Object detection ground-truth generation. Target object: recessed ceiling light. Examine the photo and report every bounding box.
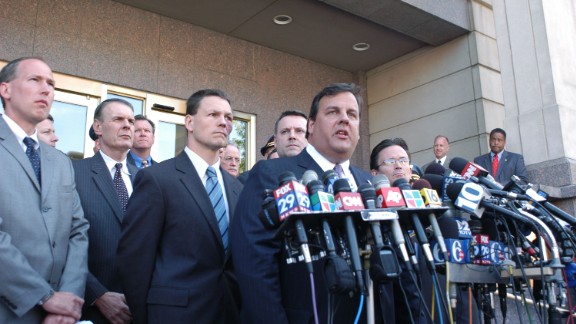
[352,42,370,51]
[273,14,293,25]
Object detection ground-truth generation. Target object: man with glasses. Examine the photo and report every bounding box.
[220,143,241,177]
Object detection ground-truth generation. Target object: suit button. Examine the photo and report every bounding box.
[52,241,56,248]
[42,207,50,213]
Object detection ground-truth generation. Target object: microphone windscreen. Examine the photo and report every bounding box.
[301,170,319,186]
[437,216,460,239]
[372,174,390,189]
[333,178,352,194]
[278,171,297,185]
[425,162,446,176]
[391,177,410,190]
[448,157,469,174]
[306,180,324,195]
[445,182,465,202]
[358,183,376,201]
[421,174,444,193]
[322,169,338,185]
[412,179,432,190]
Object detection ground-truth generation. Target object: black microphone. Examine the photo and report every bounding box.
[358,183,384,248]
[322,169,339,194]
[449,157,503,190]
[392,178,436,271]
[276,171,314,273]
[424,162,447,176]
[333,179,366,294]
[257,189,281,229]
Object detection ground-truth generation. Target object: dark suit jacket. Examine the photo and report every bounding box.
[473,150,528,186]
[230,150,376,324]
[72,152,139,322]
[422,157,452,173]
[117,152,243,324]
[126,151,156,169]
[0,116,89,323]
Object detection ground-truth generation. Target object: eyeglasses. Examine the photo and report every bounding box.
[378,158,410,167]
[223,156,240,163]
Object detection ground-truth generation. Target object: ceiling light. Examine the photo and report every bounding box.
[273,14,293,25]
[352,42,370,51]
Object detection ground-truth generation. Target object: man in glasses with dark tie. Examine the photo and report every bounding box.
[0,57,88,323]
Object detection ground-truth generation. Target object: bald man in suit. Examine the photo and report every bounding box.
[0,57,88,323]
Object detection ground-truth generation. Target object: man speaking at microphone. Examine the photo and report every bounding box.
[231,83,385,323]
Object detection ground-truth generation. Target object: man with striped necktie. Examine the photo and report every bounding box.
[117,89,243,324]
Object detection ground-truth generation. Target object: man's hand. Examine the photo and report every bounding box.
[94,292,132,324]
[41,292,83,321]
[42,314,78,324]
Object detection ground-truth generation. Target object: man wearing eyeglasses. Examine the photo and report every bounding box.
[370,139,412,182]
[220,143,241,177]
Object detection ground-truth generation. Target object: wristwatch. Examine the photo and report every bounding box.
[38,290,54,306]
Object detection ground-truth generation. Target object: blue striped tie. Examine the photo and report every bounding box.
[23,137,41,185]
[205,166,228,251]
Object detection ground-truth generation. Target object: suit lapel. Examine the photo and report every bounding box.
[0,117,41,192]
[175,153,224,253]
[91,152,125,223]
[39,143,55,205]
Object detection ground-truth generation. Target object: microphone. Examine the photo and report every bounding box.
[307,180,337,212]
[424,162,447,176]
[392,178,435,270]
[373,175,414,271]
[257,189,281,229]
[332,178,366,294]
[274,171,312,221]
[445,181,489,218]
[274,171,313,273]
[301,169,319,186]
[413,179,450,262]
[358,183,384,247]
[333,179,365,211]
[449,157,503,190]
[322,169,339,194]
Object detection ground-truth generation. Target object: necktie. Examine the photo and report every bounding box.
[23,137,41,185]
[205,166,228,251]
[141,160,149,168]
[113,163,129,211]
[334,163,345,179]
[437,160,441,164]
[492,154,499,178]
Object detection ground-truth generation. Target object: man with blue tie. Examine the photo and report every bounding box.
[127,114,156,169]
[117,89,243,323]
[0,57,88,323]
[73,98,138,323]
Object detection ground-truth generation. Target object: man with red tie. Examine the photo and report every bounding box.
[473,128,528,186]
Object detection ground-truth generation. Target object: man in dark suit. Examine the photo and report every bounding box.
[231,83,390,323]
[117,89,243,323]
[127,114,156,168]
[473,128,528,186]
[0,57,88,323]
[73,98,137,323]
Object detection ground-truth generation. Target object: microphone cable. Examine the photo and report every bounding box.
[309,273,320,324]
[353,294,364,324]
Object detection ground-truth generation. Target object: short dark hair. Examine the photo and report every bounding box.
[134,114,155,133]
[370,139,404,170]
[308,83,362,130]
[274,110,307,134]
[186,89,230,116]
[46,114,54,122]
[0,57,49,107]
[89,125,98,141]
[94,98,134,121]
[490,128,506,139]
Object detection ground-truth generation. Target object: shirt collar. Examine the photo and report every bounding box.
[100,150,130,176]
[184,146,222,183]
[2,114,40,151]
[129,150,151,168]
[305,144,350,173]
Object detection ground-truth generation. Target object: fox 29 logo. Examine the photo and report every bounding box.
[275,182,311,220]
